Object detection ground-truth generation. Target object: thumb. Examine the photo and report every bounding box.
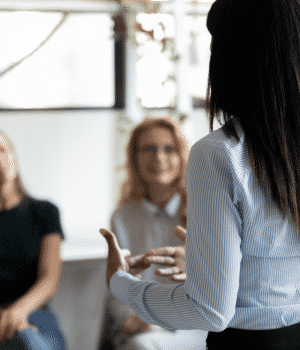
[100,228,122,252]
[174,225,186,242]
[100,228,128,286]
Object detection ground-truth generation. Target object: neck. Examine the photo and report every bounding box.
[0,181,22,211]
[147,183,177,208]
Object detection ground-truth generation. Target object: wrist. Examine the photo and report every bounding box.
[8,300,31,319]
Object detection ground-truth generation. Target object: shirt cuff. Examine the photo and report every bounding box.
[110,270,141,306]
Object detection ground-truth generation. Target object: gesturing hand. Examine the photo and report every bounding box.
[100,228,131,287]
[143,246,186,282]
[125,254,151,276]
[142,225,187,282]
[0,306,38,341]
[100,225,187,285]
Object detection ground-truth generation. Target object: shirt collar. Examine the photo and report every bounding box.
[141,193,181,218]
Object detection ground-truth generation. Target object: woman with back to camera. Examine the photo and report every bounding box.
[99,117,208,350]
[0,130,66,349]
[100,0,300,349]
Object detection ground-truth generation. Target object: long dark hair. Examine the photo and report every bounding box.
[206,0,300,233]
[119,117,189,227]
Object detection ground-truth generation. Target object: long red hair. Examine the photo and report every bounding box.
[118,117,189,227]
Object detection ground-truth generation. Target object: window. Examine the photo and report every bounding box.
[136,13,176,108]
[185,14,211,107]
[136,0,213,110]
[0,11,114,109]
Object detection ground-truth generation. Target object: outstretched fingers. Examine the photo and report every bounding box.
[155,266,181,276]
[144,246,176,257]
[170,273,186,282]
[143,255,176,266]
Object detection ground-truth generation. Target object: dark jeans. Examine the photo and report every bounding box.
[207,322,300,350]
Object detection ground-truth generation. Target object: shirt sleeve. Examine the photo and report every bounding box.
[38,201,64,240]
[110,137,243,332]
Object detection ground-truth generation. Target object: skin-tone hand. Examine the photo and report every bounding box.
[143,225,187,282]
[100,226,187,286]
[125,254,151,276]
[0,306,38,342]
[100,228,154,286]
[100,229,130,287]
[143,246,186,282]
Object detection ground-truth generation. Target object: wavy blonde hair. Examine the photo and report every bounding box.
[119,116,190,227]
[0,130,30,209]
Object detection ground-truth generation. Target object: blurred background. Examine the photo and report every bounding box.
[0,0,219,349]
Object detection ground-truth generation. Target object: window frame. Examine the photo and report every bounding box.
[0,0,212,113]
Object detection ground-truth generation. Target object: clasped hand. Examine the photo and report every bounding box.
[0,306,38,342]
[100,225,187,287]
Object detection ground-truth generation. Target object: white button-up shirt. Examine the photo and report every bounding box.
[111,193,184,285]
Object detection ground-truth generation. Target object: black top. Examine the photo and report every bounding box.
[0,196,64,305]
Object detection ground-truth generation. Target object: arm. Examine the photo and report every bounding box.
[102,139,243,332]
[0,234,62,340]
[13,233,62,314]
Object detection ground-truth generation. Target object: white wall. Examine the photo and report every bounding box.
[0,109,114,243]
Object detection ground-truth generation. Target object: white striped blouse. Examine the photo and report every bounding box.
[110,118,300,332]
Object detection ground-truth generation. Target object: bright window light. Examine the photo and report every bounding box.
[136,13,175,108]
[185,15,211,100]
[0,11,114,109]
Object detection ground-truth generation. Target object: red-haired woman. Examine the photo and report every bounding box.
[0,130,65,349]
[99,117,207,350]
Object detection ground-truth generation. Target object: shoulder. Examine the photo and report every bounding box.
[192,125,242,155]
[27,197,60,216]
[189,124,249,171]
[25,198,62,226]
[27,198,64,238]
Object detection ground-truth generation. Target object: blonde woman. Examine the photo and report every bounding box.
[0,131,65,349]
